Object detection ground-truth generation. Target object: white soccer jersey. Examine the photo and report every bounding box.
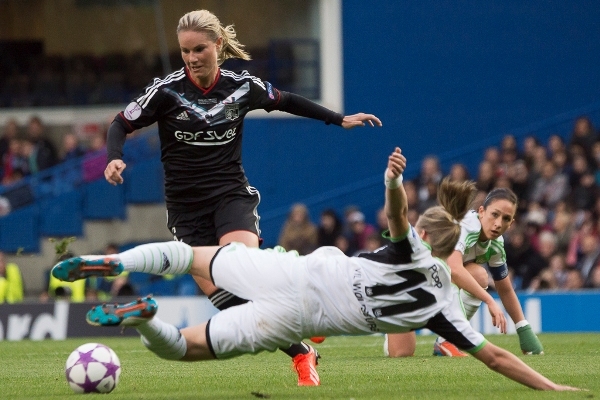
[208,234,486,359]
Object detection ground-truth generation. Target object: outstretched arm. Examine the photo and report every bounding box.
[275,91,382,128]
[471,342,578,391]
[384,147,408,238]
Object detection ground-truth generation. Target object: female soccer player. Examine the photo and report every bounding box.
[384,187,544,357]
[53,148,575,391]
[103,9,381,384]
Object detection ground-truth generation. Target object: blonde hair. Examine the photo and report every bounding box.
[177,10,251,65]
[416,178,477,258]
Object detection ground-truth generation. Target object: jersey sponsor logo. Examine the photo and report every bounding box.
[174,127,238,145]
[225,103,239,120]
[176,111,190,120]
[124,102,142,120]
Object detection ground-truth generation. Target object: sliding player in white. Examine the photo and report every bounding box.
[53,147,571,391]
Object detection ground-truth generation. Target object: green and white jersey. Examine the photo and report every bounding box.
[456,210,508,279]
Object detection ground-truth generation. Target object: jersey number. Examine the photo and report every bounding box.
[365,270,436,317]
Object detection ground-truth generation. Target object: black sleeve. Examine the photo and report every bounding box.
[106,118,130,164]
[273,91,344,126]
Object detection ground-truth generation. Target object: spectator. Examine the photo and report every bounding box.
[407,209,420,227]
[568,154,590,188]
[355,231,384,255]
[88,133,107,153]
[1,137,28,185]
[483,146,501,171]
[523,207,547,252]
[475,160,495,192]
[417,178,439,214]
[0,251,24,303]
[334,234,351,255]
[61,132,86,161]
[547,134,567,157]
[26,116,58,171]
[587,264,600,289]
[573,234,600,286]
[548,253,569,289]
[278,203,318,255]
[530,145,549,179]
[507,160,532,214]
[402,180,420,212]
[529,161,569,209]
[504,226,544,290]
[566,216,595,267]
[447,163,470,182]
[500,134,519,156]
[551,209,575,254]
[569,116,597,164]
[0,118,20,165]
[342,205,361,237]
[529,268,558,291]
[413,155,442,204]
[551,149,570,176]
[345,210,376,256]
[498,147,518,178]
[522,135,541,171]
[521,230,557,290]
[316,208,343,248]
[563,269,584,290]
[569,171,597,212]
[592,141,600,186]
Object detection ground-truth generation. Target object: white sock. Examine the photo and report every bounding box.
[137,317,187,360]
[460,289,483,321]
[114,241,193,275]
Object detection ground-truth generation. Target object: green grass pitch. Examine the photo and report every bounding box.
[0,333,597,399]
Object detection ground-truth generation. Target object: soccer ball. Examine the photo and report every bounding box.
[65,343,121,393]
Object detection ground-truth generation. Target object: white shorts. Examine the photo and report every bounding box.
[207,243,368,359]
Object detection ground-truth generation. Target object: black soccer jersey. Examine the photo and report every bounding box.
[113,67,289,210]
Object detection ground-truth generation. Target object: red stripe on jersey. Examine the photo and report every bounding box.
[185,67,221,95]
[118,112,136,131]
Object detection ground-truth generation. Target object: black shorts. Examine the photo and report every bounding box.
[166,186,261,246]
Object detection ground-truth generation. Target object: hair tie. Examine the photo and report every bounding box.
[453,218,459,225]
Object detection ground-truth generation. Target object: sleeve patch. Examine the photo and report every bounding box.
[123,102,142,120]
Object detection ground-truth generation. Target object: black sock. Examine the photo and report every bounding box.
[208,289,309,358]
[281,342,310,358]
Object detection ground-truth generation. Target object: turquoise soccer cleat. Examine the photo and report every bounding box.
[86,296,158,327]
[52,256,124,282]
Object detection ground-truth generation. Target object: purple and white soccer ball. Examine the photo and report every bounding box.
[65,343,121,394]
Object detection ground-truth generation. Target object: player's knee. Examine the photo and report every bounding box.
[465,263,488,288]
[384,333,415,358]
[387,347,415,358]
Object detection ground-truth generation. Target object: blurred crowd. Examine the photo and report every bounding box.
[1,115,600,303]
[276,115,600,293]
[0,116,108,186]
